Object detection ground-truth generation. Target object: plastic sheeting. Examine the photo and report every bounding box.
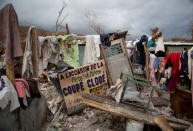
[57,35,80,67]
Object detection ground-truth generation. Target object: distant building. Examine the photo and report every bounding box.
[164,42,193,53]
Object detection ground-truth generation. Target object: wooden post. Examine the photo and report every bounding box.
[66,23,70,34]
[31,28,39,78]
[143,42,150,80]
[143,41,153,110]
[6,59,14,85]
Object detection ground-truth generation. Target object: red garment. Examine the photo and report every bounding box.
[164,53,181,92]
[15,82,25,98]
[164,53,181,75]
[167,72,180,92]
[15,79,30,98]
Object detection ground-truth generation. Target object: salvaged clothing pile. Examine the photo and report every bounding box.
[0,75,41,111]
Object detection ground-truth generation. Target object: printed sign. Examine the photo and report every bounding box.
[58,60,108,113]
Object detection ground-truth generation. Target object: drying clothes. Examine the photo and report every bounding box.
[180,51,188,74]
[191,50,193,59]
[164,53,181,92]
[0,79,10,110]
[136,43,145,70]
[57,35,79,67]
[15,79,30,98]
[15,82,25,98]
[148,47,155,52]
[18,97,28,109]
[159,57,165,73]
[94,35,101,57]
[1,76,20,112]
[27,78,41,98]
[22,26,41,78]
[192,66,193,107]
[0,4,23,63]
[149,54,156,86]
[155,36,165,54]
[165,60,173,69]
[164,53,181,76]
[83,35,100,65]
[165,67,172,79]
[167,72,180,92]
[188,47,193,79]
[165,60,173,78]
[155,50,166,57]
[19,82,30,97]
[180,75,191,90]
[0,78,5,90]
[154,57,161,67]
[136,35,148,69]
[148,39,155,47]
[39,36,63,72]
[15,79,30,92]
[100,33,113,47]
[139,35,148,43]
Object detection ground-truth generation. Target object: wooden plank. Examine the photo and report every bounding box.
[31,28,39,78]
[154,115,173,131]
[82,94,155,124]
[81,93,191,130]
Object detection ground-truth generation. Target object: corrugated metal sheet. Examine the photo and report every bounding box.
[164,42,193,46]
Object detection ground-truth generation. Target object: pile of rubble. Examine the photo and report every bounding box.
[50,107,126,131]
[40,82,63,114]
[39,82,126,131]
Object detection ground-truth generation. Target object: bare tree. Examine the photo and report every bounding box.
[84,10,104,35]
[56,0,68,34]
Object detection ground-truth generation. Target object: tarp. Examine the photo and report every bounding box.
[57,35,80,67]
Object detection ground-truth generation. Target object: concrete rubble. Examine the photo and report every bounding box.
[40,82,126,131]
[49,107,126,131]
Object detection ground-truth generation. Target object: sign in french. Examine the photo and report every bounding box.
[58,60,107,113]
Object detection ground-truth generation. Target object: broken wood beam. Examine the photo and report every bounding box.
[81,93,191,130]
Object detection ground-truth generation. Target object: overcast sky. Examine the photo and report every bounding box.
[1,0,193,39]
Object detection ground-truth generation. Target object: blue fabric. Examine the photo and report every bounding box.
[0,78,5,91]
[148,40,155,47]
[60,67,69,73]
[154,57,161,67]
